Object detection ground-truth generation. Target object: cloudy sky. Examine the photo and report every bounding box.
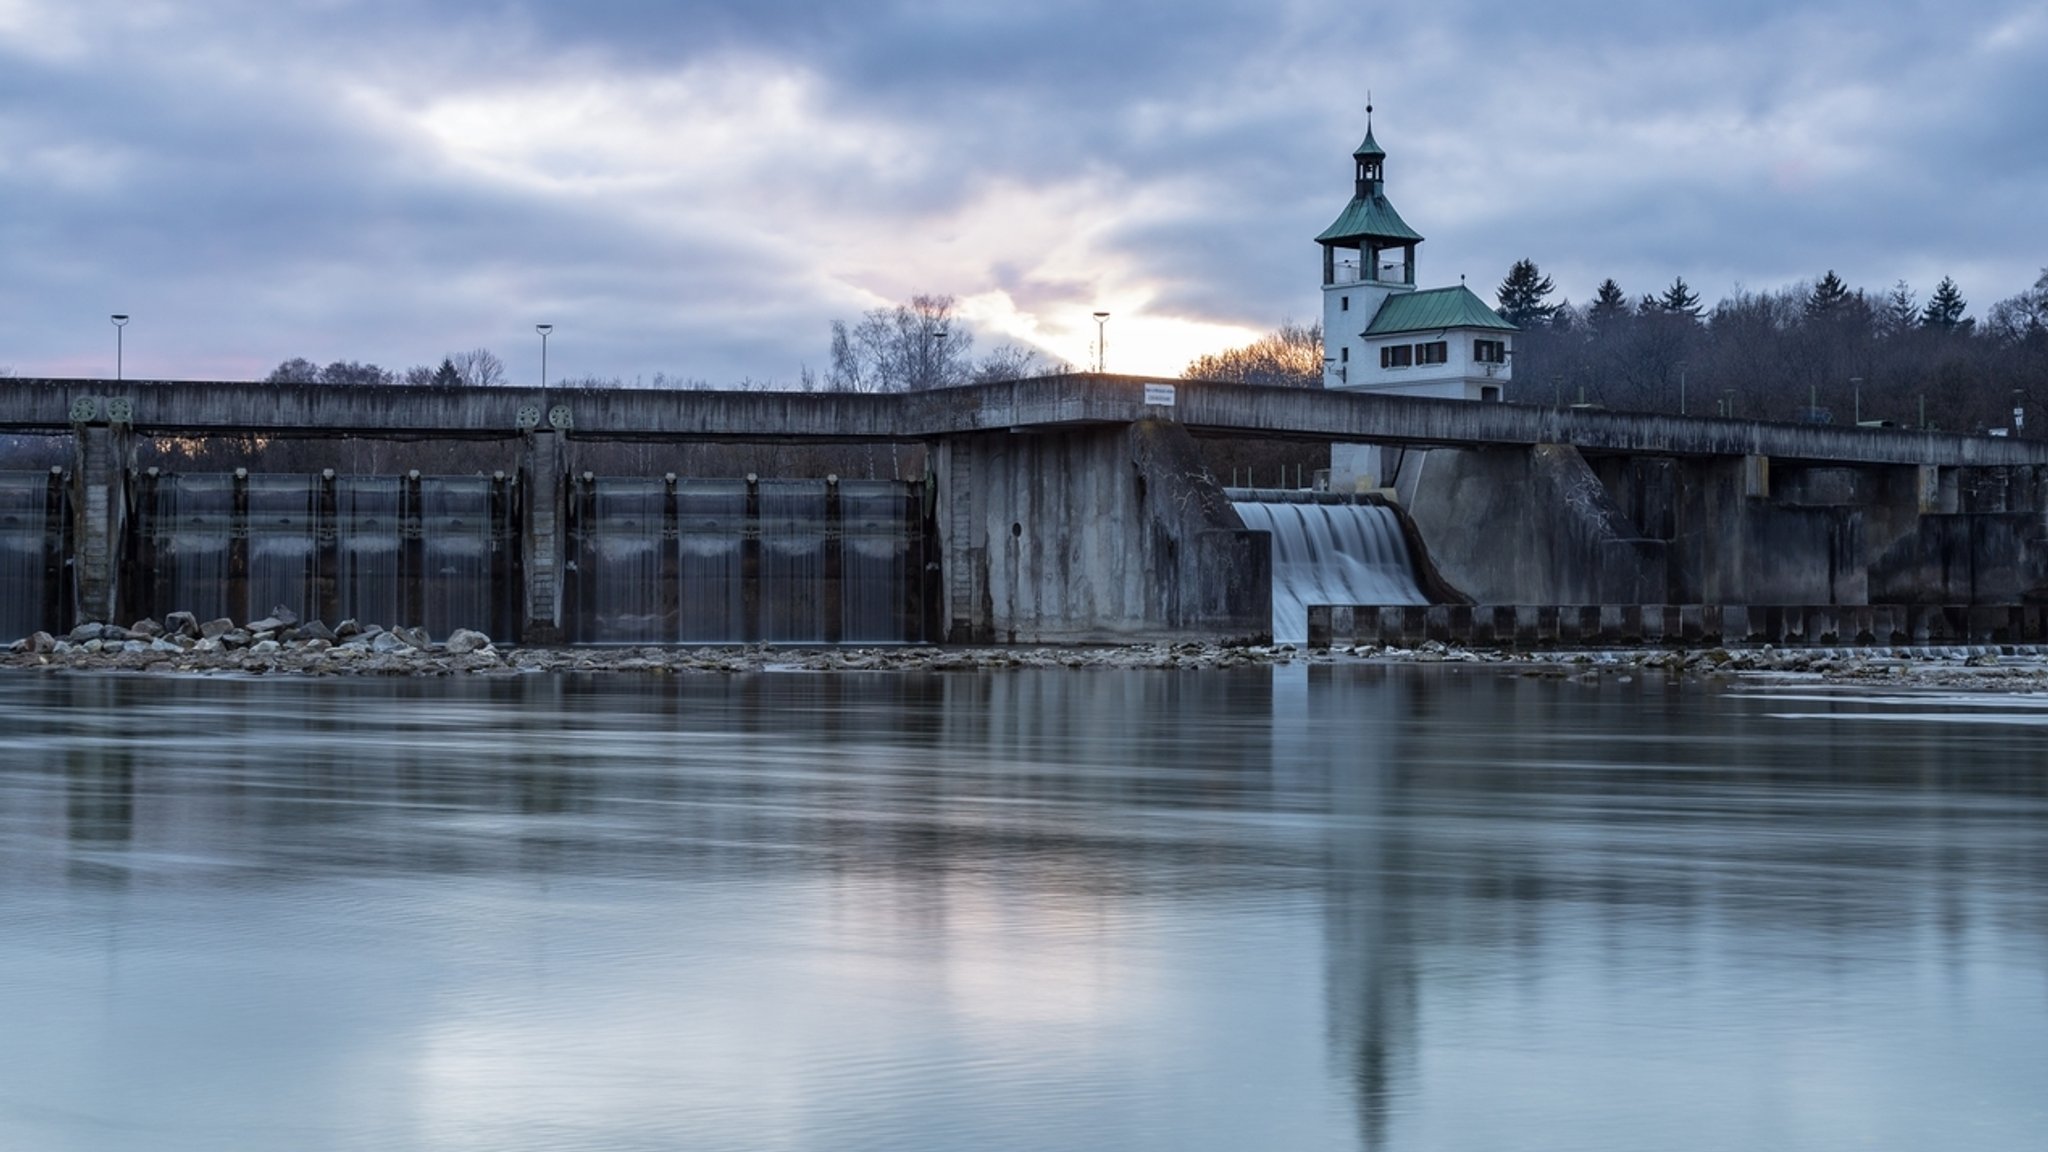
[3,0,2044,385]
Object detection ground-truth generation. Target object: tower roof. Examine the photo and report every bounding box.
[1353,124,1385,159]
[1316,194,1422,246]
[1363,286,1518,336]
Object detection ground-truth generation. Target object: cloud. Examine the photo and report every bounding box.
[1,0,2044,384]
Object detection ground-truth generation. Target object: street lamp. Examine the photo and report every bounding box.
[1092,311,1110,374]
[1851,376,1863,425]
[110,314,129,381]
[932,329,948,389]
[536,324,553,389]
[1678,360,1687,416]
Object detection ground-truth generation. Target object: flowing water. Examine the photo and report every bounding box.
[2,666,2043,1151]
[1233,500,1429,644]
[0,472,50,643]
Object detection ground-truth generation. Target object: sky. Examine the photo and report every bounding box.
[3,0,2045,385]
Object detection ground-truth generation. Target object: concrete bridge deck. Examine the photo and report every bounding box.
[9,374,2048,469]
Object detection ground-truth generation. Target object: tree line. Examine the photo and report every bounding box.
[1499,260,2048,432]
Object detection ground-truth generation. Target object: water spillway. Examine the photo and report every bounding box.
[0,471,61,643]
[129,471,512,636]
[1231,498,1429,645]
[566,476,929,645]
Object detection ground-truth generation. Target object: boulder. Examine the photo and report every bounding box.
[445,628,493,655]
[392,625,431,649]
[128,618,165,639]
[334,619,362,638]
[247,616,288,635]
[221,629,253,648]
[268,604,301,627]
[300,619,338,642]
[201,617,236,640]
[68,622,106,642]
[164,611,202,639]
[26,631,57,654]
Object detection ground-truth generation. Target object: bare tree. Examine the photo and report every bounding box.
[449,348,507,388]
[1182,322,1323,388]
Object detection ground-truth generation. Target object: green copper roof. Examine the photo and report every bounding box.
[1315,192,1423,245]
[1353,125,1385,158]
[1364,286,1518,336]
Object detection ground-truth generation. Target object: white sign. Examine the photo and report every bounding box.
[1143,383,1177,407]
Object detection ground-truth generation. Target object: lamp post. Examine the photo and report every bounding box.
[2015,388,2026,436]
[1678,360,1687,416]
[933,329,948,389]
[1092,311,1110,374]
[110,314,129,381]
[536,324,553,389]
[1851,377,1863,425]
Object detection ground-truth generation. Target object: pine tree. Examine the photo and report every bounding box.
[1921,276,1969,332]
[1588,279,1632,331]
[1495,259,1560,328]
[431,358,461,388]
[1805,270,1853,319]
[1659,277,1703,319]
[1881,280,1919,336]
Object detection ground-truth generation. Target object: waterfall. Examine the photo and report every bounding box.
[336,476,402,629]
[839,480,915,643]
[150,474,235,623]
[246,475,318,623]
[1233,500,1428,644]
[572,477,925,644]
[0,472,49,642]
[419,478,494,638]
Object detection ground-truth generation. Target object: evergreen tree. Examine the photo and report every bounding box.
[1921,276,1970,332]
[1495,258,1560,328]
[1588,278,1632,331]
[1659,277,1703,319]
[1805,270,1854,319]
[430,358,461,388]
[1881,280,1919,336]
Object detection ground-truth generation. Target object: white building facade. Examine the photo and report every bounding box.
[1317,114,1517,487]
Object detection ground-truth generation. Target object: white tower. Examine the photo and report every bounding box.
[1317,110,1420,391]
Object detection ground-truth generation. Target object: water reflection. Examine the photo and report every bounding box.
[0,668,2044,1151]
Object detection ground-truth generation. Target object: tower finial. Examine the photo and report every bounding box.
[1366,91,1373,127]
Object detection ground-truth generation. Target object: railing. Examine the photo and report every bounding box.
[1328,262,1414,287]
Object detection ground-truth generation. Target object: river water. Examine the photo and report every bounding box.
[2,665,2044,1151]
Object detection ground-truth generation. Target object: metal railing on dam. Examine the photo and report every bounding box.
[10,375,2048,468]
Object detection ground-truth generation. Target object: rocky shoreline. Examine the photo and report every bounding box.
[7,612,2048,690]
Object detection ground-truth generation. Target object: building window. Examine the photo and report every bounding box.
[1416,341,1448,366]
[1341,296,1350,312]
[1340,347,1349,362]
[1380,345,1413,369]
[1474,339,1507,363]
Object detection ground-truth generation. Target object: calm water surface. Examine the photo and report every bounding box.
[1,665,2044,1151]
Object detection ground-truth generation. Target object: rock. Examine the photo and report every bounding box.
[164,611,201,638]
[201,617,236,640]
[69,622,106,642]
[222,629,253,648]
[370,631,407,654]
[300,619,337,642]
[149,637,182,653]
[302,638,332,652]
[121,640,146,653]
[392,625,430,649]
[26,631,57,654]
[247,616,288,634]
[128,618,165,638]
[194,637,223,653]
[445,628,492,655]
[250,639,282,654]
[335,619,362,638]
[268,604,301,627]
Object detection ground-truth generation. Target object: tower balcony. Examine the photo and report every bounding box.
[1327,260,1414,287]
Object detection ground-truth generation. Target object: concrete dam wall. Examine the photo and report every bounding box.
[8,375,2048,646]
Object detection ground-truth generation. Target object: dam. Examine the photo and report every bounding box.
[4,374,2048,646]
